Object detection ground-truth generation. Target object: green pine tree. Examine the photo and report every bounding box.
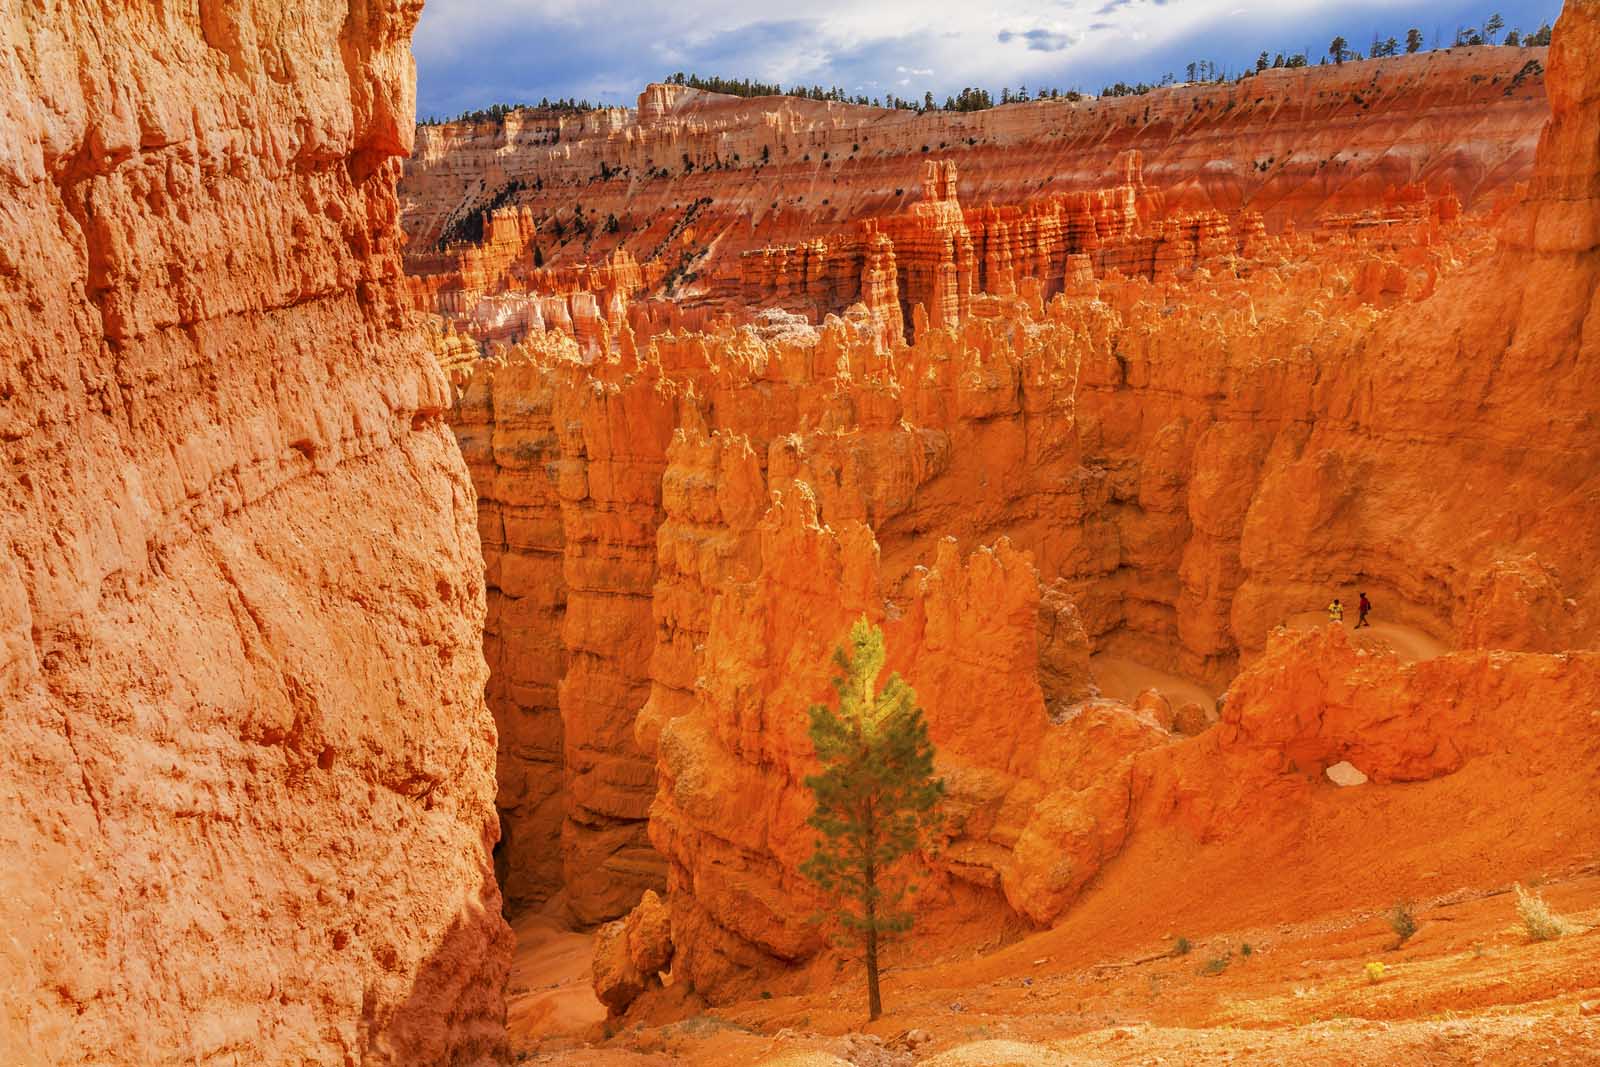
[799,617,945,1022]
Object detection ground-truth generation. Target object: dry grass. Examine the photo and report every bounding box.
[1514,883,1576,942]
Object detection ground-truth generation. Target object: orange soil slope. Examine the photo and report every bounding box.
[0,3,510,1064]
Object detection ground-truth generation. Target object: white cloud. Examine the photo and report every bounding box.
[414,0,1414,114]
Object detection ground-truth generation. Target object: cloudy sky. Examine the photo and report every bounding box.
[413,0,1566,119]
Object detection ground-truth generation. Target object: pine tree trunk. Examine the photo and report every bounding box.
[865,904,882,1021]
[865,798,882,1021]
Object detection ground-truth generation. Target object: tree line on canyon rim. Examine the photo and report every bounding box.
[416,13,1552,125]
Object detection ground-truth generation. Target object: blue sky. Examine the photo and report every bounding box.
[413,0,1566,120]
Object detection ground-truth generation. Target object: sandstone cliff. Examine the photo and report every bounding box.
[445,15,1599,992]
[403,45,1548,345]
[0,3,510,1063]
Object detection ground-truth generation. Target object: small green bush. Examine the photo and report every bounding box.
[1388,902,1418,947]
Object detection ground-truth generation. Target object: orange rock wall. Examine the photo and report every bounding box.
[451,112,1599,938]
[618,1,1600,999]
[0,3,510,1063]
[452,358,569,914]
[403,46,1548,333]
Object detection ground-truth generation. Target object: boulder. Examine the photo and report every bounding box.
[593,889,675,1014]
[1173,701,1214,736]
[1325,761,1370,787]
[1133,688,1176,731]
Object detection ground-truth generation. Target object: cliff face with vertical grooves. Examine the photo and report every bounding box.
[0,3,510,1063]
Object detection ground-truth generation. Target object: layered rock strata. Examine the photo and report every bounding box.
[1,3,510,1063]
[451,119,1596,930]
[579,0,1600,1003]
[403,45,1549,347]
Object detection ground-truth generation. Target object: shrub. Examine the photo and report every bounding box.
[1515,883,1575,941]
[1365,961,1386,984]
[799,618,945,1022]
[1199,953,1231,976]
[1172,936,1192,956]
[1387,902,1418,947]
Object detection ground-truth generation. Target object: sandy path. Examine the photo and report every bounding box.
[1284,612,1448,663]
[506,911,606,1043]
[1089,654,1217,713]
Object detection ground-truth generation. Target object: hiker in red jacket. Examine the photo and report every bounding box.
[1355,591,1372,629]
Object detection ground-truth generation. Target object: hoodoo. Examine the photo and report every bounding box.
[402,45,1549,353]
[1,3,509,1064]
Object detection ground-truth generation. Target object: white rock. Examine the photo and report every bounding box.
[1325,760,1369,787]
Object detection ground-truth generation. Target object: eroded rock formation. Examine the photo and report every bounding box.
[444,18,1600,1001]
[449,118,1598,939]
[403,46,1549,353]
[395,4,1600,1037]
[1,3,510,1063]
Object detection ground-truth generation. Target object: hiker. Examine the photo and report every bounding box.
[1355,591,1372,629]
[1327,597,1344,624]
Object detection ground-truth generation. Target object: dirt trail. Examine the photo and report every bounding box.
[1090,609,1447,723]
[1089,654,1217,713]
[507,912,606,1043]
[1284,612,1448,663]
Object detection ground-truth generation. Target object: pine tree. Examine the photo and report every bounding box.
[1330,35,1348,63]
[799,618,945,1022]
[1406,27,1424,53]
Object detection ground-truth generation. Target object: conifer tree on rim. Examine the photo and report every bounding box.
[799,617,946,1022]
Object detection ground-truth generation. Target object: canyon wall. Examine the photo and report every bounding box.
[403,44,1549,346]
[0,3,510,1064]
[593,0,1600,1002]
[442,15,1600,984]
[452,161,1597,936]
